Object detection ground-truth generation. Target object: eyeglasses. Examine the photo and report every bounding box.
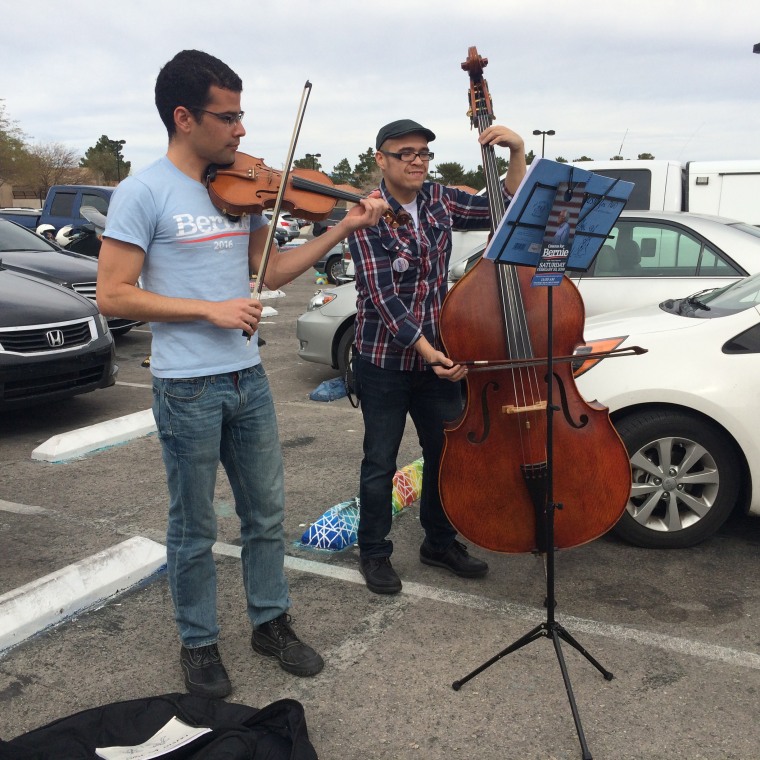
[191,107,245,126]
[380,149,434,163]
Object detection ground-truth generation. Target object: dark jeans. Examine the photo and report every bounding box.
[355,356,463,558]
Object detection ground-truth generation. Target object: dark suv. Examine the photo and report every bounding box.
[312,207,348,237]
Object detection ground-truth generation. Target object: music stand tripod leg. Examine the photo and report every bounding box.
[451,622,546,691]
[554,623,614,681]
[550,627,595,760]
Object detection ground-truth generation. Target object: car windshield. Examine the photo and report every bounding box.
[685,273,760,316]
[0,221,56,252]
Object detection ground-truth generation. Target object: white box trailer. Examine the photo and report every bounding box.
[569,159,760,225]
[685,160,760,225]
[569,159,684,212]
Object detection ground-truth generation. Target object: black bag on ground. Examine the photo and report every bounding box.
[1,693,317,759]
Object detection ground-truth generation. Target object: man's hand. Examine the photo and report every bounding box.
[337,191,389,234]
[415,336,467,382]
[478,126,527,196]
[427,349,467,382]
[207,297,263,336]
[479,125,525,154]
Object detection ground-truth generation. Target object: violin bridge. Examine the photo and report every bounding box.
[502,401,547,415]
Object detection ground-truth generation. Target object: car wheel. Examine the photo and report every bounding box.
[336,326,354,383]
[325,255,344,285]
[612,410,740,549]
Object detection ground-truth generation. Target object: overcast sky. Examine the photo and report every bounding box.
[2,0,759,179]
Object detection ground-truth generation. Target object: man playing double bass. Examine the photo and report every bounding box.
[96,49,388,700]
[349,118,527,595]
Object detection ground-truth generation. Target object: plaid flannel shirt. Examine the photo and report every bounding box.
[348,179,511,370]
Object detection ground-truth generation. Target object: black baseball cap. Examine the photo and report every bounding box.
[375,119,436,150]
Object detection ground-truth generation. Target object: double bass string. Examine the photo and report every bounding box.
[472,84,545,466]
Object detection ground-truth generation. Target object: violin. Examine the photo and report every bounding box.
[206,151,411,228]
[201,80,408,344]
[436,47,631,553]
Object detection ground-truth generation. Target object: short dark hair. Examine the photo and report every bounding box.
[155,50,243,138]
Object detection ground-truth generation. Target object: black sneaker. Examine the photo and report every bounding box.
[252,613,324,677]
[420,539,489,578]
[359,555,402,594]
[180,643,232,699]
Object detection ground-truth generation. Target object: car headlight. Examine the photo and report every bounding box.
[307,290,338,311]
[96,312,110,335]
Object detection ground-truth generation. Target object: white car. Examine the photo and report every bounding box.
[575,273,760,549]
[452,211,760,318]
[263,211,300,241]
[297,212,760,380]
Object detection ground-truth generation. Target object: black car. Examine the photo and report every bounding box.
[312,206,348,237]
[0,267,117,410]
[0,218,142,336]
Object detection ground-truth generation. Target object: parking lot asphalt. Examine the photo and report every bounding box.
[2,260,760,758]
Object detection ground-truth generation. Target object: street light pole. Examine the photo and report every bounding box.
[532,129,555,158]
[305,152,321,170]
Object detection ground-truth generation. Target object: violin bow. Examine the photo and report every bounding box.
[245,80,313,344]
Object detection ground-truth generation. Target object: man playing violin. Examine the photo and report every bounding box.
[349,118,526,594]
[96,49,388,699]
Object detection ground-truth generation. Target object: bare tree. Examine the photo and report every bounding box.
[0,100,32,189]
[25,142,81,197]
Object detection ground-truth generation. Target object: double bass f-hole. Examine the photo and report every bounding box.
[550,370,589,430]
[467,380,499,445]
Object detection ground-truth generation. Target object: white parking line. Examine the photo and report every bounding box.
[0,500,50,515]
[212,541,760,671]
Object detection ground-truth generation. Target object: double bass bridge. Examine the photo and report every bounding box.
[502,401,547,415]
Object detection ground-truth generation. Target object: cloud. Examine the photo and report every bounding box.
[1,0,758,176]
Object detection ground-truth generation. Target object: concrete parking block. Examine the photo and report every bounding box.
[0,536,166,654]
[30,409,157,463]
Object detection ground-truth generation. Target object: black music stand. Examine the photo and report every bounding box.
[450,160,634,760]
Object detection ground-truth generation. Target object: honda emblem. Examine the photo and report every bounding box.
[46,329,65,347]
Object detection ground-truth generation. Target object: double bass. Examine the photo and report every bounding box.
[437,48,631,553]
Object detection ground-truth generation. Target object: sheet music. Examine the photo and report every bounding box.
[485,158,634,273]
[95,716,212,759]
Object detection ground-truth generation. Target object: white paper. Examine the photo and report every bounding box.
[95,716,212,759]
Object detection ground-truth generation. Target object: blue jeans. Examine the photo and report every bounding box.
[355,357,464,558]
[152,364,290,648]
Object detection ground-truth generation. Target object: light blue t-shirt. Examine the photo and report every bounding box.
[104,157,267,378]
